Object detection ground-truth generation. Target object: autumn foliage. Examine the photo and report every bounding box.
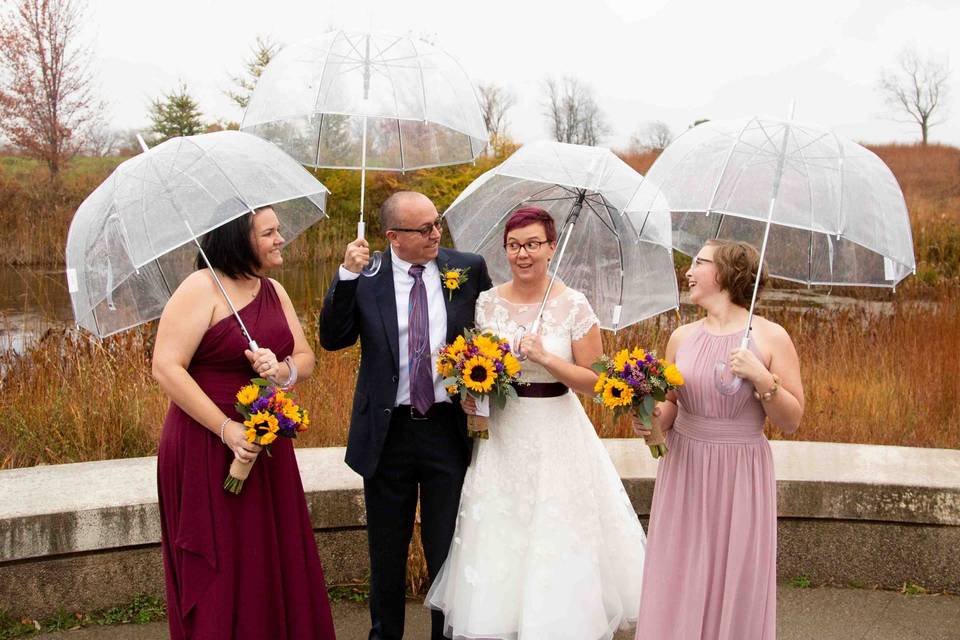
[0,0,99,176]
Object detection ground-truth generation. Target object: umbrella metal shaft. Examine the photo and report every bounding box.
[740,116,793,350]
[357,115,369,239]
[530,190,587,335]
[187,220,259,352]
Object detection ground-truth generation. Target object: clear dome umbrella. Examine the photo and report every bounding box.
[444,140,679,337]
[65,131,329,347]
[241,30,488,276]
[628,112,916,392]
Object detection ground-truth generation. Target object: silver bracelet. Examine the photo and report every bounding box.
[279,355,298,389]
[218,417,231,444]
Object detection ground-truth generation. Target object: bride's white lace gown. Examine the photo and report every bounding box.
[426,286,646,640]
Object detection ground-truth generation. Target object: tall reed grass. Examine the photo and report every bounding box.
[592,291,960,448]
[2,288,957,471]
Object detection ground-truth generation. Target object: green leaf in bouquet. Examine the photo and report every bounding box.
[234,402,251,419]
[590,361,609,374]
[633,405,653,428]
[651,389,666,402]
[251,377,271,387]
[504,383,519,400]
[442,376,459,387]
[493,392,507,410]
[643,395,656,416]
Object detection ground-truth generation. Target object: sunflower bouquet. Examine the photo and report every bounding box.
[436,330,523,439]
[592,348,684,459]
[224,378,310,494]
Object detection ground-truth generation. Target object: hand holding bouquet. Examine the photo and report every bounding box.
[224,378,310,494]
[592,348,684,458]
[436,330,523,439]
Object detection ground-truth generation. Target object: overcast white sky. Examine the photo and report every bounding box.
[89,0,960,149]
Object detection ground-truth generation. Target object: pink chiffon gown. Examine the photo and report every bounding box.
[157,278,336,640]
[636,322,777,640]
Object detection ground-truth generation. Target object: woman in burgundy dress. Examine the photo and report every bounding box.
[153,207,336,639]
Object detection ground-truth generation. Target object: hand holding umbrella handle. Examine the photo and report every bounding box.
[357,220,383,277]
[713,331,750,396]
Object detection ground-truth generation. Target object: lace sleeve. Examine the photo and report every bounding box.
[474,289,494,330]
[569,290,599,341]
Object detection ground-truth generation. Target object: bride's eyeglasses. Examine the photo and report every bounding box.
[503,239,547,254]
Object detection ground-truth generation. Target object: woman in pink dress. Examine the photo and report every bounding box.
[153,207,336,639]
[635,240,804,640]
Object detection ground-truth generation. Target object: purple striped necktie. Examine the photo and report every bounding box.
[408,264,433,415]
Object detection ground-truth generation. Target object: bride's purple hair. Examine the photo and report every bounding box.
[503,206,557,245]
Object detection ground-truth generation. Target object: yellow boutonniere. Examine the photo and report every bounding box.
[441,265,470,301]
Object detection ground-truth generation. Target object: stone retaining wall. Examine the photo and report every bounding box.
[2,441,958,617]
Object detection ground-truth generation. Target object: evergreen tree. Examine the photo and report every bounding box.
[226,36,280,111]
[149,83,205,142]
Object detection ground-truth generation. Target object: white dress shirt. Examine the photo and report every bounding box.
[338,249,450,406]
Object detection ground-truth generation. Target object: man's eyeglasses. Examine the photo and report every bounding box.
[390,218,442,238]
[504,240,548,255]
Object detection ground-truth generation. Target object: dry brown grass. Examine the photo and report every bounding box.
[592,292,960,448]
[4,289,956,470]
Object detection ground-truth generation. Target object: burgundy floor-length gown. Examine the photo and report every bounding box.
[636,323,777,640]
[157,278,336,640]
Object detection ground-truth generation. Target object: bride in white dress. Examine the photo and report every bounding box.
[426,207,646,639]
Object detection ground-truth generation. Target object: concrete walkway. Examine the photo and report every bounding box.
[32,586,960,640]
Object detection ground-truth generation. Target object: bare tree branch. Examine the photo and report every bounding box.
[629,120,673,153]
[476,82,516,156]
[541,75,610,146]
[877,46,951,145]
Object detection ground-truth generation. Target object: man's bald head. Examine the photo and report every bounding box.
[379,191,435,231]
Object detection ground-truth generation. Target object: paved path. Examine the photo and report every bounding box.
[33,586,960,640]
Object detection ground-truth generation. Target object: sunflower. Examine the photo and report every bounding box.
[664,364,685,387]
[436,357,456,378]
[473,335,502,361]
[297,409,310,432]
[631,347,647,361]
[462,356,497,393]
[613,349,635,373]
[503,352,521,378]
[593,372,608,394]
[235,384,259,406]
[244,411,280,443]
[281,402,300,423]
[448,335,468,358]
[602,378,634,408]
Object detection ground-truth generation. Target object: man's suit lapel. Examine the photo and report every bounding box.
[437,247,461,344]
[375,250,400,372]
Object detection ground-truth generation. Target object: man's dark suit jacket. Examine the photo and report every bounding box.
[319,247,492,478]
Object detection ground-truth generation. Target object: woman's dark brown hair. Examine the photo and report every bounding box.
[705,239,768,308]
